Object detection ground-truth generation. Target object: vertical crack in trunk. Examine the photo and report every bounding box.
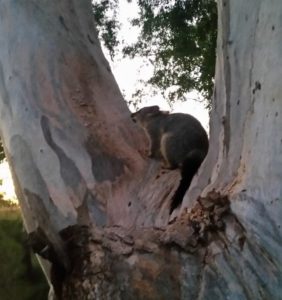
[221,0,231,156]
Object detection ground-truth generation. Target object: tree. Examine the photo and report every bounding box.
[0,201,48,299]
[123,0,217,102]
[91,0,119,59]
[0,0,216,158]
[0,1,281,300]
[91,0,217,104]
[0,141,4,161]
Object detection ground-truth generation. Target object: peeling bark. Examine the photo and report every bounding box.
[183,0,282,299]
[0,0,179,287]
[0,0,282,299]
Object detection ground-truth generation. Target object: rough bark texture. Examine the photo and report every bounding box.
[0,0,281,299]
[183,0,282,298]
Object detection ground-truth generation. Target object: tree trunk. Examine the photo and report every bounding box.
[0,0,281,299]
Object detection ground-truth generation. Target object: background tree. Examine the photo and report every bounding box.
[0,0,281,300]
[0,138,5,161]
[92,0,119,59]
[0,198,48,299]
[123,0,217,103]
[92,0,217,103]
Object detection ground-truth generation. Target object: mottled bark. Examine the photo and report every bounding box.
[0,0,179,292]
[0,0,281,299]
[183,0,282,298]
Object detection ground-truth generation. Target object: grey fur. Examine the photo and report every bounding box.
[131,105,209,169]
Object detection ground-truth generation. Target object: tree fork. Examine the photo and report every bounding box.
[28,191,237,299]
[0,0,282,299]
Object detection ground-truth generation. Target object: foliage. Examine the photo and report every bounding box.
[0,197,17,209]
[123,0,217,103]
[92,0,120,59]
[0,140,4,161]
[0,203,48,300]
[91,0,217,103]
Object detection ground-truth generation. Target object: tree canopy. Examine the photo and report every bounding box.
[123,0,217,102]
[93,0,217,103]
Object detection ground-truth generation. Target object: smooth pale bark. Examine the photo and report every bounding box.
[0,0,179,290]
[183,0,282,298]
[0,0,281,299]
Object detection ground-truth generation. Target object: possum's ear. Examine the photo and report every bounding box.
[150,106,169,115]
[131,106,161,121]
[149,106,160,112]
[147,106,161,118]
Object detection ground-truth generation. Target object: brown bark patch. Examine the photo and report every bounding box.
[162,191,230,251]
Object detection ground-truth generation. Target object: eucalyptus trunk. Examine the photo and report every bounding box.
[0,0,281,299]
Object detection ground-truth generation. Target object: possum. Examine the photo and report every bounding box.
[131,105,209,211]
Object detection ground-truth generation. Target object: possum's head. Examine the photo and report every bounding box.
[131,106,169,125]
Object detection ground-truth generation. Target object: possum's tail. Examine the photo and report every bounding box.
[170,149,207,213]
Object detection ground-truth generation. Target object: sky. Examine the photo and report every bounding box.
[107,0,209,130]
[0,161,16,201]
[0,0,209,200]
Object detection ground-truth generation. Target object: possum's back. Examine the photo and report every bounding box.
[164,113,208,149]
